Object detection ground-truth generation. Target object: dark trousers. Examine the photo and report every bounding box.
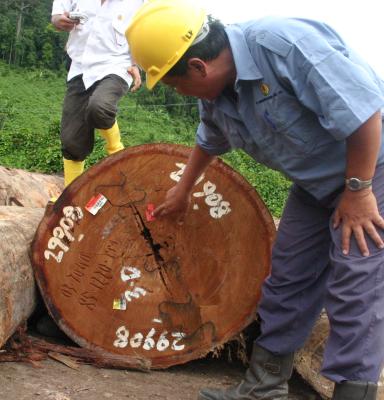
[256,164,384,383]
[60,74,128,161]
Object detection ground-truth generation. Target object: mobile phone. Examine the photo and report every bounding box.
[68,11,88,24]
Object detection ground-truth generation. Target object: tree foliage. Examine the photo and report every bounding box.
[0,0,67,70]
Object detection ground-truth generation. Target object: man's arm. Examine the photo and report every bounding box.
[153,144,215,220]
[333,110,384,255]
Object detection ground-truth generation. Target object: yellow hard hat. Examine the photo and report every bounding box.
[126,0,206,90]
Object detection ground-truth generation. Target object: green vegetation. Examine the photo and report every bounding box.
[0,0,68,70]
[0,61,290,216]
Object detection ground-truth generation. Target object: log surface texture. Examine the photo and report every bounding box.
[0,166,63,207]
[0,206,44,347]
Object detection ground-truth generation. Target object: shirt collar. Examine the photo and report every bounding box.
[225,24,263,84]
[204,23,263,107]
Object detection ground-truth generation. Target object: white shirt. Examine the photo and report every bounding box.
[52,0,143,89]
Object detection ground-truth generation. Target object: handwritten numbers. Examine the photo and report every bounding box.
[170,163,231,219]
[44,206,84,264]
[113,326,186,352]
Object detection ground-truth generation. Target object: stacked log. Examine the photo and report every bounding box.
[0,206,44,347]
[0,166,63,347]
[0,166,63,207]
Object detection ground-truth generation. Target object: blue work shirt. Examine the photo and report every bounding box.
[196,17,384,200]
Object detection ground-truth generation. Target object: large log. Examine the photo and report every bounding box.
[0,206,44,348]
[294,313,384,399]
[31,143,276,369]
[0,166,64,207]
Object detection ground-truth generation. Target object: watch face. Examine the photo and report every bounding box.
[349,178,360,190]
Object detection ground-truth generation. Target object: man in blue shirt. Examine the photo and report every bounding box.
[127,1,384,399]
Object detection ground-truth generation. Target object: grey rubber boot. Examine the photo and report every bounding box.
[332,381,377,400]
[198,343,294,400]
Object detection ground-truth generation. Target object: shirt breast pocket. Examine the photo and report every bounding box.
[259,94,317,153]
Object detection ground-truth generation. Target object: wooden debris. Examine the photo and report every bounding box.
[0,325,46,367]
[48,352,80,370]
[0,325,150,371]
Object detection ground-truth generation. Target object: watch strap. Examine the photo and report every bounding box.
[345,177,373,191]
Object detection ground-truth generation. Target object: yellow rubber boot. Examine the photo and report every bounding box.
[99,121,124,155]
[63,158,85,187]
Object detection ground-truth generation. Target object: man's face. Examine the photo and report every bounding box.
[161,58,229,101]
[161,74,222,101]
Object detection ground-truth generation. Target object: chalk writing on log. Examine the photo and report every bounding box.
[112,265,150,311]
[170,162,231,218]
[113,324,186,352]
[44,206,84,263]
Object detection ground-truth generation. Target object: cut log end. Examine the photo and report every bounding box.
[31,143,275,369]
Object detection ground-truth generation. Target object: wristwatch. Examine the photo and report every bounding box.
[345,177,372,191]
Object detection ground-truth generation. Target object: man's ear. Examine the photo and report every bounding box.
[187,58,208,77]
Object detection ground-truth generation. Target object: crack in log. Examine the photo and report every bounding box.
[130,204,171,293]
[7,196,24,206]
[91,175,173,293]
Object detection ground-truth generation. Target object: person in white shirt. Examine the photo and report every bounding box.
[51,0,143,187]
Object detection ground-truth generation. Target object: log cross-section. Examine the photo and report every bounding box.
[31,143,275,369]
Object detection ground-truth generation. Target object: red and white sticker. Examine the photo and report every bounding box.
[85,193,108,215]
[145,203,156,222]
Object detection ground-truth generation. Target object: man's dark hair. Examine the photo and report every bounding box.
[166,17,229,77]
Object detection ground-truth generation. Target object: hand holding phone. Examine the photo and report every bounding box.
[68,11,88,24]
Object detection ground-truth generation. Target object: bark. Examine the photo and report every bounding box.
[0,206,44,348]
[15,5,23,43]
[0,166,63,207]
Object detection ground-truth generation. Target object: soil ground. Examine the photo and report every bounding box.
[0,347,321,400]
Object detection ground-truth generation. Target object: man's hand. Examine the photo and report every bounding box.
[51,13,78,32]
[153,145,214,223]
[152,185,191,223]
[333,188,384,256]
[127,65,141,92]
